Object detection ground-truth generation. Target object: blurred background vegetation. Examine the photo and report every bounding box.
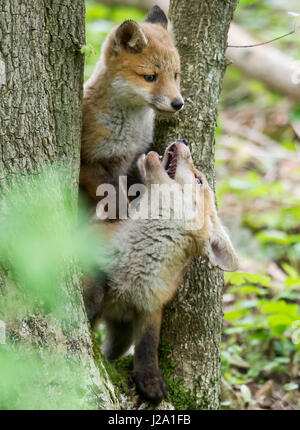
[83,0,300,409]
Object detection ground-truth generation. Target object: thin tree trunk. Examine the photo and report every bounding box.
[0,0,117,409]
[154,0,238,409]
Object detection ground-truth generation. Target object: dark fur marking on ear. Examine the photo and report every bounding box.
[145,5,168,29]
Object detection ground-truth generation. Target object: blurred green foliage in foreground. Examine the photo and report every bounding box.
[0,167,105,319]
[0,166,108,409]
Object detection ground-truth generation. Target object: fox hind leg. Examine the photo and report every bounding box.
[133,308,167,404]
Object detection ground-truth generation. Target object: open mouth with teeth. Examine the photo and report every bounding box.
[163,143,177,180]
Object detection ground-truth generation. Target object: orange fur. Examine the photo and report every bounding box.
[80,8,183,214]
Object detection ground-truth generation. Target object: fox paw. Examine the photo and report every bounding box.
[133,369,168,404]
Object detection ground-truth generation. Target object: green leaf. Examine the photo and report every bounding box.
[268,314,294,327]
[240,385,252,404]
[224,309,250,321]
[225,272,270,287]
[261,301,299,319]
[284,382,299,391]
[281,263,299,279]
[221,401,231,407]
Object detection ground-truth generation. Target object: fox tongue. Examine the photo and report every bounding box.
[165,144,177,179]
[167,157,177,179]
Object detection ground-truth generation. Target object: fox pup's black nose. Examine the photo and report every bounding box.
[177,139,188,146]
[171,99,184,111]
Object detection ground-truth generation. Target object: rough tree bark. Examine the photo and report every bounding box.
[0,0,117,409]
[153,0,238,409]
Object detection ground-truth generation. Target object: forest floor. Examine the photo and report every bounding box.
[218,93,300,410]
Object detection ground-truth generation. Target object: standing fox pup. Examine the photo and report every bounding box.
[84,140,239,404]
[80,6,184,208]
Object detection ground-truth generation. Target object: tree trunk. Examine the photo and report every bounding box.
[154,0,238,409]
[0,0,117,409]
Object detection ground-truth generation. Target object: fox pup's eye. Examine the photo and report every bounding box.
[144,74,157,83]
[196,177,202,186]
[175,72,179,80]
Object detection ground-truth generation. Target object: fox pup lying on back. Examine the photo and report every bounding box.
[80,6,184,209]
[84,140,239,404]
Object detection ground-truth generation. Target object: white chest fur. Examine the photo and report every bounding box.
[92,105,154,177]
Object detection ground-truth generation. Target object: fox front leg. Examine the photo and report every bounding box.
[133,308,167,404]
[82,277,105,329]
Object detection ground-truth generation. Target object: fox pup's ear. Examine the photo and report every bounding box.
[114,20,148,53]
[145,5,168,29]
[207,223,239,272]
